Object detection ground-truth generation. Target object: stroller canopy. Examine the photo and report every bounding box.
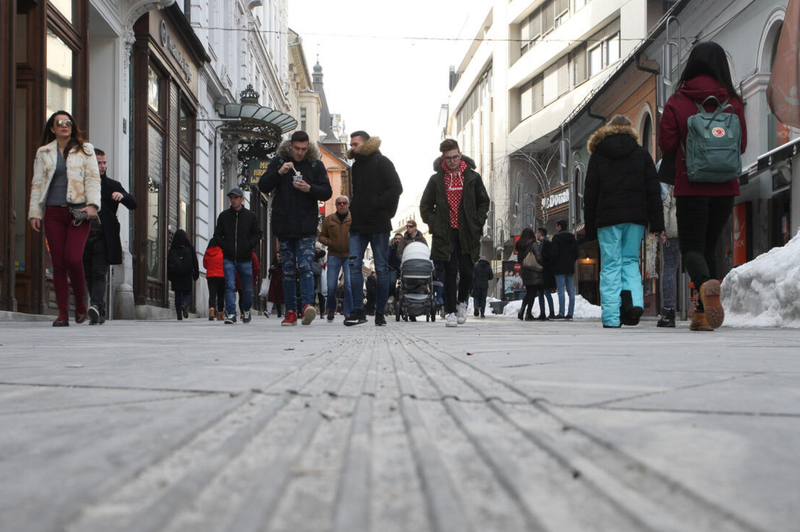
[401,242,430,263]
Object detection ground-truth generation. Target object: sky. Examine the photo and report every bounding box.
[288,0,491,212]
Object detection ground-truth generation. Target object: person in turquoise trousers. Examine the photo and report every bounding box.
[584,115,664,328]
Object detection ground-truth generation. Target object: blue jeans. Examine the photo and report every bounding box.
[279,236,316,312]
[224,259,252,316]
[555,274,576,318]
[597,223,646,326]
[174,291,190,310]
[472,287,488,316]
[326,255,353,316]
[349,231,390,314]
[538,288,554,316]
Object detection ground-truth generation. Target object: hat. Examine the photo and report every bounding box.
[227,187,244,197]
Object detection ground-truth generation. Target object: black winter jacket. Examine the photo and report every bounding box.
[167,240,199,293]
[550,231,579,275]
[347,137,403,234]
[583,124,664,241]
[213,207,262,263]
[97,174,137,265]
[259,141,332,238]
[472,259,493,290]
[517,239,544,287]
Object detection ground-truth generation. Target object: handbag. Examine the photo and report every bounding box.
[68,203,89,226]
[522,246,543,272]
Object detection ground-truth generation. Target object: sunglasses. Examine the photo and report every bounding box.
[407,225,415,228]
[55,119,73,128]
[335,201,348,205]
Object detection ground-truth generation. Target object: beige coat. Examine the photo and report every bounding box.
[28,140,102,220]
[318,211,351,258]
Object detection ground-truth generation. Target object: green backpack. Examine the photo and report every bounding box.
[683,96,742,183]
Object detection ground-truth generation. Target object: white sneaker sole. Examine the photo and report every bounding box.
[302,307,316,325]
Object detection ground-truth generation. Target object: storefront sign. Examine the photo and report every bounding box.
[248,160,269,184]
[732,203,747,266]
[160,20,192,83]
[537,183,570,218]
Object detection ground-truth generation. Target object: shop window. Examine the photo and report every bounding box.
[179,155,191,232]
[46,29,74,116]
[148,65,161,112]
[147,124,164,280]
[179,106,191,145]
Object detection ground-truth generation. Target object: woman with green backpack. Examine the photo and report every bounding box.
[658,41,747,331]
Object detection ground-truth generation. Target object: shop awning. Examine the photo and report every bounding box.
[219,84,297,141]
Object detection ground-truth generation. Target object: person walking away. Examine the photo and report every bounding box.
[213,187,262,324]
[550,220,580,320]
[658,180,680,327]
[343,131,403,327]
[516,228,545,321]
[28,111,101,326]
[235,251,260,320]
[259,130,332,326]
[203,238,225,321]
[83,148,137,325]
[584,115,664,328]
[365,272,377,315]
[265,252,284,318]
[420,138,490,328]
[536,227,556,320]
[167,229,199,320]
[318,195,353,322]
[472,256,493,317]
[313,245,326,316]
[388,232,403,301]
[658,41,747,331]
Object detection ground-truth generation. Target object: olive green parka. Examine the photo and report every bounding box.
[420,155,490,263]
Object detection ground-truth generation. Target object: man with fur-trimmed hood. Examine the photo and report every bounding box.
[259,130,333,326]
[420,139,490,328]
[584,114,663,328]
[343,131,403,327]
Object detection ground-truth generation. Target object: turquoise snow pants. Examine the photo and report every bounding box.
[597,223,646,327]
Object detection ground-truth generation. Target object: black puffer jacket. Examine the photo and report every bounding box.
[517,238,543,287]
[472,258,494,290]
[550,230,579,275]
[213,207,262,263]
[583,124,664,240]
[347,137,403,233]
[259,141,332,238]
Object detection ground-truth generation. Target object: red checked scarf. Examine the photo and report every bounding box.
[442,159,467,229]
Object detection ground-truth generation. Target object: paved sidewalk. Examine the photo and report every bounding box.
[0,316,798,532]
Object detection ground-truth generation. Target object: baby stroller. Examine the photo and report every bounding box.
[395,242,438,322]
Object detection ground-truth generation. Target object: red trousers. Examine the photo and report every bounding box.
[44,206,90,309]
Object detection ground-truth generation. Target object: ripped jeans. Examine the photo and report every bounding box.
[279,236,316,312]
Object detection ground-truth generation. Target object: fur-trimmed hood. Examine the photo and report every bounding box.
[587,125,641,156]
[276,139,321,162]
[432,154,477,172]
[347,136,382,159]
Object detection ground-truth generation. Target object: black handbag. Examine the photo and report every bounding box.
[657,152,676,185]
[68,203,99,227]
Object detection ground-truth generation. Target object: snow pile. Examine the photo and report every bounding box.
[722,231,800,328]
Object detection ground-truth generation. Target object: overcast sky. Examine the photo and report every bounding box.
[288,0,491,212]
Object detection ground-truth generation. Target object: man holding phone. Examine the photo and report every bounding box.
[259,130,332,326]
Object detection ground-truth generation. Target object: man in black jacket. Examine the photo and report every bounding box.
[550,220,579,320]
[84,149,138,325]
[344,131,403,327]
[259,130,332,326]
[213,187,262,324]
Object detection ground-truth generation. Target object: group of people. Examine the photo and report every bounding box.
[28,111,137,327]
[29,42,740,332]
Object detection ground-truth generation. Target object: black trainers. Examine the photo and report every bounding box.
[88,305,100,325]
[224,313,237,324]
[242,310,251,323]
[375,312,386,326]
[344,309,367,326]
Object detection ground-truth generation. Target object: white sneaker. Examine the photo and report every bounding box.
[456,302,467,325]
[445,313,458,327]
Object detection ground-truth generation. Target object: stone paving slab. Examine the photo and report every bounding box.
[0,317,797,532]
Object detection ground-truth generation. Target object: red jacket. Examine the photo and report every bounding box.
[203,246,224,278]
[658,74,747,197]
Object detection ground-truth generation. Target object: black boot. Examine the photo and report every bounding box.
[657,308,676,328]
[620,290,643,326]
[525,311,535,321]
[176,306,183,321]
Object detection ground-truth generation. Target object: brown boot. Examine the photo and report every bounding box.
[690,311,714,332]
[217,310,224,321]
[209,307,216,321]
[53,308,69,327]
[699,280,724,329]
[75,296,88,324]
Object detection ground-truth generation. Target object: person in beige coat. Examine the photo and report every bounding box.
[28,110,101,326]
[318,195,352,322]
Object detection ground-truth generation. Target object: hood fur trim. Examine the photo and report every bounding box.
[432,154,477,172]
[587,125,641,154]
[347,136,382,159]
[276,140,321,162]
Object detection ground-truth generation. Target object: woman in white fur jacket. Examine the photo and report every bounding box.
[28,110,101,327]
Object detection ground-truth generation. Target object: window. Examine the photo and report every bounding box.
[49,0,77,27]
[456,66,492,133]
[46,29,74,117]
[519,76,544,121]
[606,33,620,65]
[589,44,603,77]
[300,107,307,131]
[572,45,587,86]
[556,56,569,96]
[574,0,589,11]
[148,65,161,112]
[588,21,621,78]
[543,63,559,104]
[147,124,164,280]
[531,76,544,114]
[641,113,653,154]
